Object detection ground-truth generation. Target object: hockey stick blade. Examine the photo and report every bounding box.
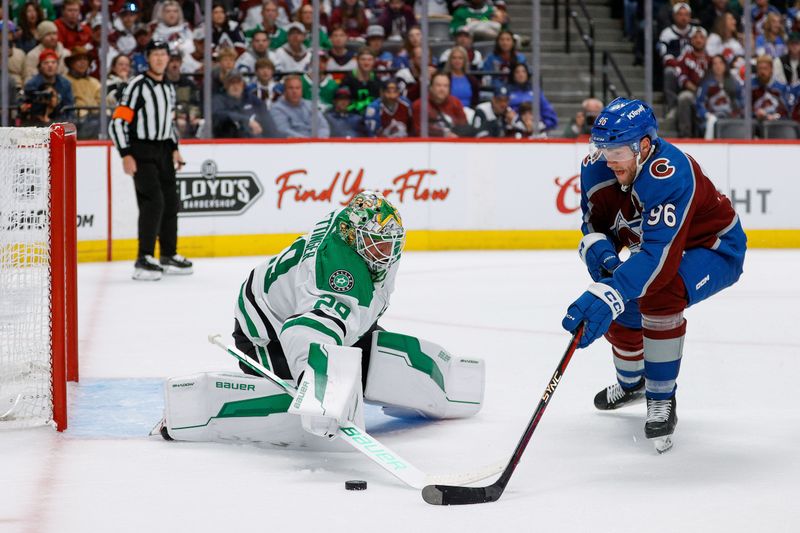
[422,484,505,505]
[422,326,584,506]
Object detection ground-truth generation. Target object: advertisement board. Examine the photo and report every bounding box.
[76,139,799,262]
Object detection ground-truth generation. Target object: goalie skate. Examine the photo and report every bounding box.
[645,396,677,454]
[149,417,173,441]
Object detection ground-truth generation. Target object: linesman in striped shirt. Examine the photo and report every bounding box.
[111,40,193,281]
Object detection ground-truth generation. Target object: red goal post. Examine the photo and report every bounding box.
[50,123,80,431]
[0,123,78,432]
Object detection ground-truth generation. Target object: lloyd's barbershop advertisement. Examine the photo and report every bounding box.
[110,142,586,241]
[174,159,263,217]
[72,140,800,261]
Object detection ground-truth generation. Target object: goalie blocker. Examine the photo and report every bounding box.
[159,331,485,446]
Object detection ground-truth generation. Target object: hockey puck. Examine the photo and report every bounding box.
[345,480,367,491]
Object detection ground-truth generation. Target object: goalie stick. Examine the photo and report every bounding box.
[421,324,584,505]
[207,334,506,490]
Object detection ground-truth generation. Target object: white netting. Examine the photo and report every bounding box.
[0,127,53,429]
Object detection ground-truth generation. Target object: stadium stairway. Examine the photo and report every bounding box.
[505,0,673,137]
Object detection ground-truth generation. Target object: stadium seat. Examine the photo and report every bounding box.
[430,41,454,59]
[429,20,452,42]
[762,120,800,139]
[346,41,363,54]
[714,119,752,139]
[472,41,496,60]
[381,40,403,55]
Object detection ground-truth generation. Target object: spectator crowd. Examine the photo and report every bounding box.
[623,0,800,138]
[0,0,560,139]
[3,0,797,139]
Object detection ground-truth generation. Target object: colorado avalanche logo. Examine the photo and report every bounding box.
[612,210,643,254]
[708,91,733,116]
[754,92,783,115]
[649,158,676,179]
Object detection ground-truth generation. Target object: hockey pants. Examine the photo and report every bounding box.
[606,222,746,399]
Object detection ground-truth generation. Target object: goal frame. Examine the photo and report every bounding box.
[49,123,79,431]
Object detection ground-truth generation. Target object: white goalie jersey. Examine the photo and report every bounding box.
[162,192,485,447]
[234,208,399,379]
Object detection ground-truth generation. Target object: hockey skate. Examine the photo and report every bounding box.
[645,396,677,454]
[594,379,645,410]
[132,255,163,281]
[150,417,173,441]
[160,254,193,275]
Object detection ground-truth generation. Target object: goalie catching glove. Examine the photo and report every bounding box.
[287,343,365,439]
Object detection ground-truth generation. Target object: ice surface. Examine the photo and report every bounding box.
[1,250,798,532]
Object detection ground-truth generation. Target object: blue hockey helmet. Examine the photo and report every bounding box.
[589,97,658,162]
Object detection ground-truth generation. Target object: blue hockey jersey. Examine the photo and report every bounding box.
[579,139,740,302]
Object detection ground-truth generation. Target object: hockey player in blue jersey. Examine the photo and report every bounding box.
[561,98,746,453]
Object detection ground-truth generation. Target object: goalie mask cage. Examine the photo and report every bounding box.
[0,124,78,432]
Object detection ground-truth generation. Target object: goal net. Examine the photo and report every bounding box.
[0,125,78,431]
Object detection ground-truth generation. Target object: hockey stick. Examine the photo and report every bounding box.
[207,334,506,490]
[421,324,584,505]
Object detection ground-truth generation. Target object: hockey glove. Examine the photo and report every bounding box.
[562,280,625,348]
[578,233,621,281]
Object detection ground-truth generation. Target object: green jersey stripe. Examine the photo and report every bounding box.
[256,345,271,370]
[281,316,343,346]
[309,308,347,338]
[238,282,262,339]
[244,268,280,341]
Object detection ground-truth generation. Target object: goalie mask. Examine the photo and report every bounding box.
[338,191,405,274]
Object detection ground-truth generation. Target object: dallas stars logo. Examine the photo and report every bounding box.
[329,270,354,292]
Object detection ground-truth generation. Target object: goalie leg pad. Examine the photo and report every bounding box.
[164,371,296,443]
[161,372,353,450]
[287,344,365,439]
[364,331,485,419]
